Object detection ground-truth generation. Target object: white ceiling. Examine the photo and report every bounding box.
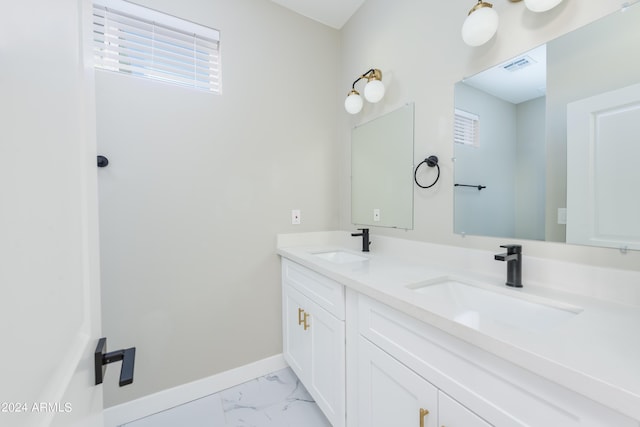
[462,44,547,105]
[270,0,366,29]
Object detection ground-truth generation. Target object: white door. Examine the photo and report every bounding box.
[0,1,103,427]
[567,82,640,250]
[357,337,438,427]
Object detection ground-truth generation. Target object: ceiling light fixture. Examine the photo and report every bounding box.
[344,68,385,114]
[462,0,564,47]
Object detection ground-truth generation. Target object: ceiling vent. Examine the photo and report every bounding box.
[502,55,536,72]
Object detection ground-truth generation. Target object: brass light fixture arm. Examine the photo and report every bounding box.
[468,0,523,16]
[351,68,382,90]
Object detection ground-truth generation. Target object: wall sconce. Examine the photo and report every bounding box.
[344,68,385,114]
[523,0,563,12]
[462,0,564,47]
[461,2,499,47]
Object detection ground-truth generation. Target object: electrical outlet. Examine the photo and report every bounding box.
[373,208,381,222]
[291,209,301,225]
[557,208,567,225]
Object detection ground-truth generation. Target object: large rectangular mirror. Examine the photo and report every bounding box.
[454,3,640,250]
[352,103,414,229]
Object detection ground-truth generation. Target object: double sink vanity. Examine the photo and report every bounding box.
[277,231,640,427]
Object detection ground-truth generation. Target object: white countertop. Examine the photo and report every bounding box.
[277,234,640,421]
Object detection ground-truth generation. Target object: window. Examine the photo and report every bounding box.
[93,0,221,93]
[454,109,479,147]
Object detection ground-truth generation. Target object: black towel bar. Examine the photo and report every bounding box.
[455,183,486,190]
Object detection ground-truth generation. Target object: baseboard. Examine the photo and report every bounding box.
[103,354,287,427]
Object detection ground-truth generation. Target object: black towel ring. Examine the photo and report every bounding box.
[414,155,440,189]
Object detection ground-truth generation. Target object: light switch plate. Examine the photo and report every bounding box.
[557,208,567,225]
[373,208,381,222]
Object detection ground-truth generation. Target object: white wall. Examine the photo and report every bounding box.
[454,86,545,241]
[515,96,546,240]
[97,0,340,407]
[339,0,640,271]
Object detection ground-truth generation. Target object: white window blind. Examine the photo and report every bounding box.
[454,109,479,147]
[93,0,221,93]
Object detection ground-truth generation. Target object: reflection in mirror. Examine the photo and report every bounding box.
[454,45,546,241]
[352,103,414,229]
[453,3,640,250]
[566,81,640,251]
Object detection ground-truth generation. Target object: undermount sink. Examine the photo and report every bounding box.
[313,250,368,264]
[408,276,582,334]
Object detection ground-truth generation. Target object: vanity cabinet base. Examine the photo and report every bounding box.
[355,294,637,427]
[281,257,638,427]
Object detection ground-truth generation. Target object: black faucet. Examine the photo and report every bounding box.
[351,228,370,252]
[494,244,522,288]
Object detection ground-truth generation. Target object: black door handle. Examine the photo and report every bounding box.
[94,337,136,387]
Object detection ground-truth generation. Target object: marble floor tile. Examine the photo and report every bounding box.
[220,367,331,427]
[124,367,331,427]
[122,393,225,426]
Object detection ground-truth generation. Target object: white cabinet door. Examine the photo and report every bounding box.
[307,297,345,427]
[282,283,345,427]
[358,337,438,427]
[439,392,492,427]
[283,285,311,379]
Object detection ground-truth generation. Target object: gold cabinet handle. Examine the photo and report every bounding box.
[303,312,310,330]
[298,308,305,326]
[419,408,429,427]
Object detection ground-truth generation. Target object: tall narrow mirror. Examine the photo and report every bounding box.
[352,103,414,229]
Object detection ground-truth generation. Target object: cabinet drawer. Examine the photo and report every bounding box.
[358,294,636,427]
[439,391,492,427]
[282,259,345,320]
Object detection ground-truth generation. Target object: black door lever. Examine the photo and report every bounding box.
[94,337,136,387]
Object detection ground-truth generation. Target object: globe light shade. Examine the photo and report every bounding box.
[364,79,385,103]
[344,91,364,114]
[523,0,563,12]
[461,4,499,47]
